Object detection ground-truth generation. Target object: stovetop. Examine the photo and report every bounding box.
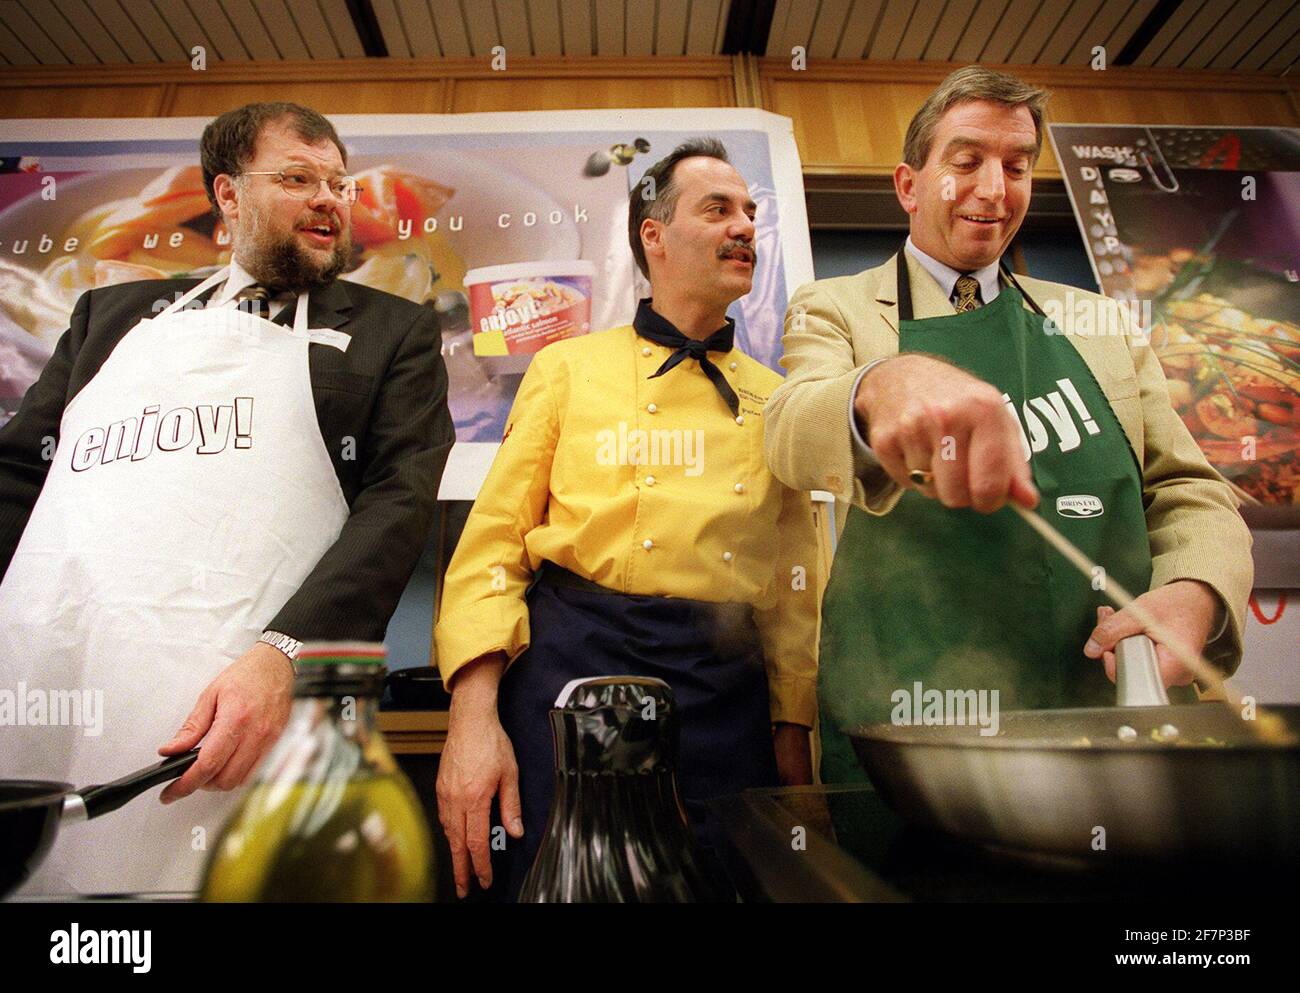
[710,785,1289,902]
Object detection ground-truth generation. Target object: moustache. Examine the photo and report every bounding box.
[718,241,756,266]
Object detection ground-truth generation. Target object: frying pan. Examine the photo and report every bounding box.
[849,637,1300,866]
[0,750,198,897]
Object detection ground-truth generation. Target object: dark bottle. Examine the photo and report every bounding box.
[518,676,731,902]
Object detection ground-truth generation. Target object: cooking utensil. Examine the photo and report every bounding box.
[1010,502,1290,742]
[0,750,198,897]
[847,504,1298,866]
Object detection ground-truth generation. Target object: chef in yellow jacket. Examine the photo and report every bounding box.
[434,138,820,900]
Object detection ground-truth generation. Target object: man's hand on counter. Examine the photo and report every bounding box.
[773,723,814,786]
[436,653,524,899]
[855,353,1038,513]
[1084,580,1224,687]
[156,641,296,803]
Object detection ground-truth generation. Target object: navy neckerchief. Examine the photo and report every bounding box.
[633,298,740,416]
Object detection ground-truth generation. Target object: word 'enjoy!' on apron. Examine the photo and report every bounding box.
[818,248,1156,784]
[0,268,349,894]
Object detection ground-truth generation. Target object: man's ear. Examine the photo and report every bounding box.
[639,217,664,266]
[893,162,917,216]
[212,174,239,229]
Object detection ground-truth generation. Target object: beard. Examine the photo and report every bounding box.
[237,210,353,293]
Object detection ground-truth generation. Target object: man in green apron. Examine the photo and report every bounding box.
[764,67,1254,783]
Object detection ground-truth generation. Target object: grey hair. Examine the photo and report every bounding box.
[903,66,1049,169]
[628,137,730,279]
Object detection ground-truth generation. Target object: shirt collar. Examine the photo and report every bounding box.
[905,236,1001,306]
[632,297,733,348]
[211,255,262,307]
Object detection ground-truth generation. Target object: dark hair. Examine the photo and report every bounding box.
[903,66,1049,169]
[199,102,347,217]
[628,137,730,279]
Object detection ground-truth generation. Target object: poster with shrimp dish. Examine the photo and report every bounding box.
[0,110,813,499]
[1049,124,1300,514]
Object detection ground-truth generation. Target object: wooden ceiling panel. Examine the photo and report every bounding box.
[948,0,1006,61]
[624,0,653,56]
[980,0,1041,63]
[18,0,96,63]
[923,0,981,62]
[657,0,689,54]
[867,0,915,60]
[0,1,68,63]
[527,0,564,56]
[835,0,882,59]
[150,0,219,62]
[1240,4,1300,70]
[219,1,282,60]
[1007,0,1062,64]
[51,0,128,62]
[807,0,852,59]
[594,0,624,56]
[494,0,532,56]
[394,0,440,57]
[1133,0,1206,66]
[1157,0,1234,67]
[559,0,593,55]
[429,0,472,56]
[119,0,189,61]
[1038,0,1105,65]
[318,0,365,58]
[686,0,724,55]
[370,0,412,57]
[1062,0,1137,66]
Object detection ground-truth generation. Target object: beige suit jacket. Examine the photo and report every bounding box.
[764,251,1254,670]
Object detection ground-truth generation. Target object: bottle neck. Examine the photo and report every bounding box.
[291,693,381,744]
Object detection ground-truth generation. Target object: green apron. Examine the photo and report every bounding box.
[819,250,1165,784]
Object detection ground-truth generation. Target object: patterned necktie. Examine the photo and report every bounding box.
[953,274,982,313]
[236,284,271,321]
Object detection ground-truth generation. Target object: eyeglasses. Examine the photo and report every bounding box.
[241,168,362,204]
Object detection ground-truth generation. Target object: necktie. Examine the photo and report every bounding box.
[953,275,982,313]
[236,284,272,321]
[633,299,740,416]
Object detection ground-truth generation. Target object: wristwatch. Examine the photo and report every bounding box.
[259,630,303,662]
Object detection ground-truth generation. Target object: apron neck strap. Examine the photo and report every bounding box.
[164,267,231,315]
[895,238,1046,320]
[158,266,313,334]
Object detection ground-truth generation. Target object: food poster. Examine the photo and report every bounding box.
[0,110,814,499]
[1050,124,1300,512]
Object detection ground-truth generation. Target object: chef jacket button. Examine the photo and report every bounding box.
[734,483,745,494]
[729,361,738,371]
[722,551,734,562]
[642,346,652,357]
[643,539,654,551]
[647,403,658,414]
[645,475,656,486]
[735,415,745,425]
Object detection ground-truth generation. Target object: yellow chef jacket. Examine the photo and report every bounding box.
[434,323,821,727]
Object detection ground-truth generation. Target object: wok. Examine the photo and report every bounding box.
[0,750,198,897]
[848,637,1300,867]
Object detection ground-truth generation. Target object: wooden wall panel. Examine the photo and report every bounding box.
[762,61,1300,177]
[0,84,165,117]
[448,75,731,112]
[1,57,1294,183]
[166,80,448,116]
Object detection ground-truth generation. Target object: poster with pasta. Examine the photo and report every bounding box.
[1049,124,1300,513]
[0,109,813,499]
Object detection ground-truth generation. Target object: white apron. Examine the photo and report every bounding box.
[0,268,350,896]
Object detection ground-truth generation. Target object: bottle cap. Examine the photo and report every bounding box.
[297,641,387,666]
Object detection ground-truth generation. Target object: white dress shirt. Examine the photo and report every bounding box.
[207,255,293,319]
[847,238,1003,464]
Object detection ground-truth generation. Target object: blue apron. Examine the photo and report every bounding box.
[490,562,779,900]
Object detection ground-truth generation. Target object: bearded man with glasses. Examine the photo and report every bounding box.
[0,102,454,896]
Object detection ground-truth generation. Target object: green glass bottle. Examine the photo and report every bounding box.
[201,643,435,902]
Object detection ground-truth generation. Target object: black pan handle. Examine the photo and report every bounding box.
[71,750,201,821]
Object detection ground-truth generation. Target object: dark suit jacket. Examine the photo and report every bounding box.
[0,276,455,642]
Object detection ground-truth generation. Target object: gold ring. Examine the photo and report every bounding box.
[907,468,933,487]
